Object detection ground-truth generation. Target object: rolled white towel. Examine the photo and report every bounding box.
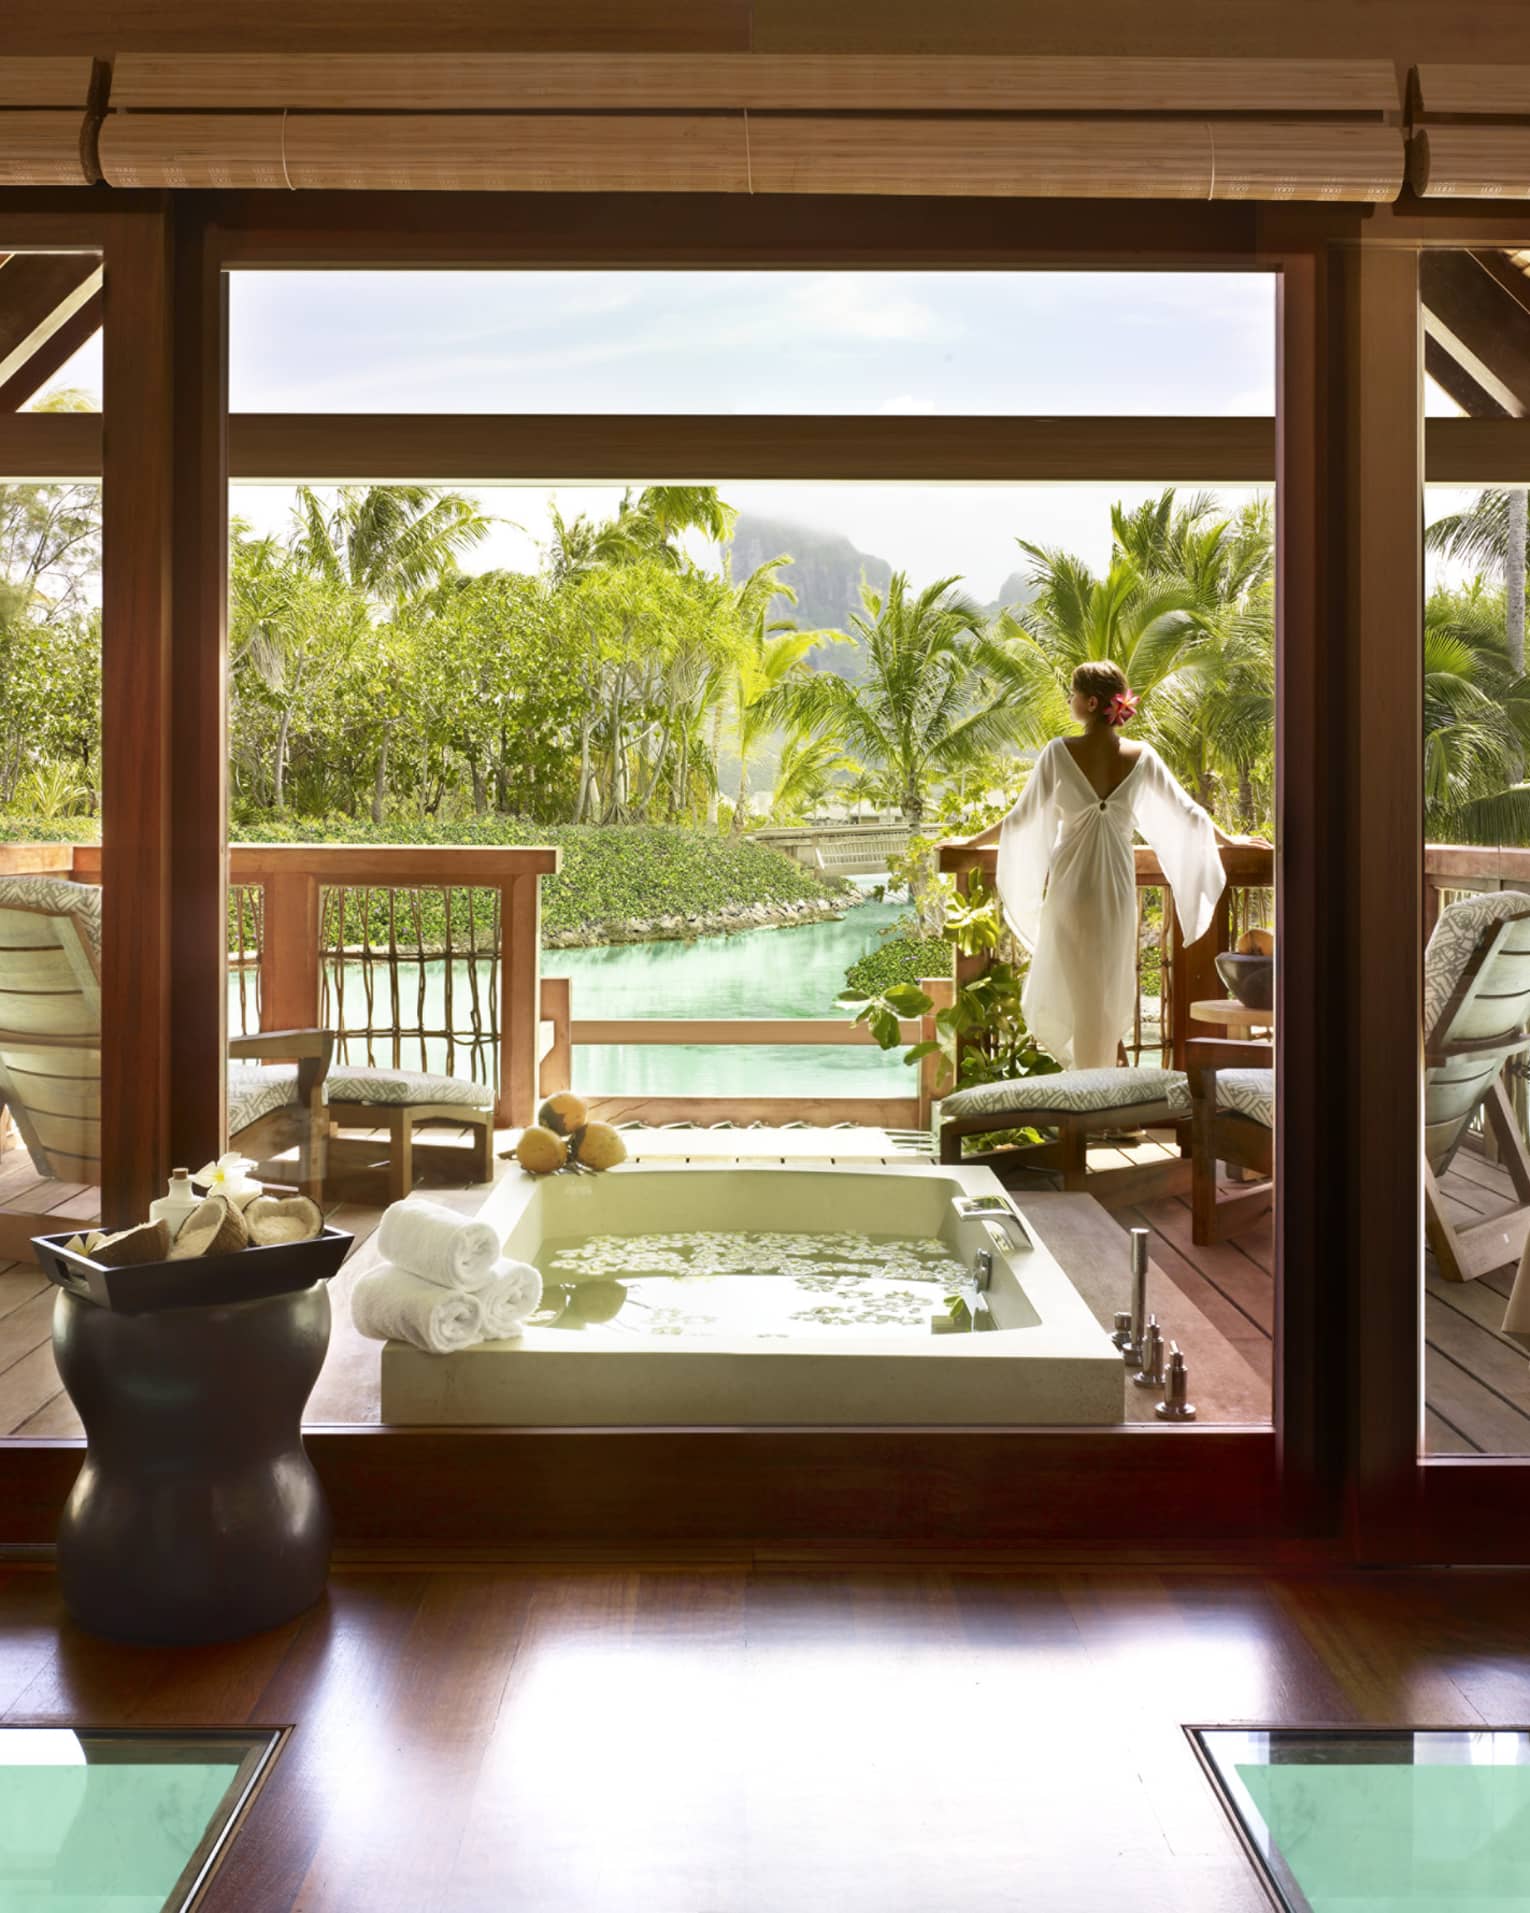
[376,1197,501,1293]
[480,1258,544,1341]
[351,1262,486,1354]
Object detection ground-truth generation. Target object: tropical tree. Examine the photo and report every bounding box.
[293,484,492,605]
[1422,580,1530,842]
[767,572,1020,827]
[1427,488,1530,672]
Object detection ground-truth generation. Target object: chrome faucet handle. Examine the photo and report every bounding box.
[1156,1343,1197,1420]
[1132,1318,1165,1389]
[1111,1309,1133,1352]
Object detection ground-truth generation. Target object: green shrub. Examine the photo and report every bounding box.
[843,928,953,999]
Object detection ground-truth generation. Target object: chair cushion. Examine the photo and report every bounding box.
[1424,890,1530,1042]
[227,1062,301,1135]
[1216,1067,1274,1128]
[0,875,100,961]
[326,1066,493,1111]
[941,1066,1190,1124]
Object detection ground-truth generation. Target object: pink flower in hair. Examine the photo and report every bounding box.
[1107,688,1139,727]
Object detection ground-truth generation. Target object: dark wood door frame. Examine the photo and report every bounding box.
[0,185,1513,1560]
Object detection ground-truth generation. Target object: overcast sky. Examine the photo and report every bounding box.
[39,267,1469,592]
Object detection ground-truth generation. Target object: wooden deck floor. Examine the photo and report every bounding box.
[4,1127,1530,1451]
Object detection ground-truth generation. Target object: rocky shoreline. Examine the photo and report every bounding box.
[542,890,865,950]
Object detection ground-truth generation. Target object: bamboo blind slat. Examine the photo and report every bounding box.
[747,118,1405,203]
[109,52,1401,116]
[1412,66,1530,118]
[0,112,89,186]
[0,58,94,108]
[1409,126,1530,200]
[97,110,1405,200]
[100,112,749,192]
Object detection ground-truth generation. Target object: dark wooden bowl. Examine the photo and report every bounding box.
[32,1226,353,1315]
[1214,952,1275,1011]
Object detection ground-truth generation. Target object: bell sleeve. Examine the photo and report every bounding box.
[1131,745,1227,946]
[994,741,1059,952]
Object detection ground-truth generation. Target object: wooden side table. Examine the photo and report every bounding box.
[1189,998,1276,1037]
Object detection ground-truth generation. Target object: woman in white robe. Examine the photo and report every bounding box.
[970,662,1228,1071]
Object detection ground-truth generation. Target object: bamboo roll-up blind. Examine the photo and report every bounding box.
[0,113,90,187]
[98,112,1406,201]
[100,113,750,192]
[0,58,94,185]
[110,52,1401,117]
[746,118,1404,202]
[1409,128,1530,201]
[1407,66,1530,198]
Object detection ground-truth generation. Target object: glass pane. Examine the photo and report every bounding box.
[0,1726,278,1911]
[225,472,1275,1431]
[1198,1728,1530,1912]
[228,269,1276,416]
[1420,252,1530,1453]
[0,250,103,1446]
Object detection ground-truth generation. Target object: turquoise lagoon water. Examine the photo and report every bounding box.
[232,891,921,1099]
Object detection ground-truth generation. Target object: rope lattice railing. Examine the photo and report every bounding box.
[229,882,263,1036]
[318,884,501,1085]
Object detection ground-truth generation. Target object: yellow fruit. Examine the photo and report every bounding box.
[537,1091,589,1137]
[515,1126,568,1176]
[573,1120,627,1171]
[1237,927,1275,957]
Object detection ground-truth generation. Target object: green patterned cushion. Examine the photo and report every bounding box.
[941,1066,1190,1124]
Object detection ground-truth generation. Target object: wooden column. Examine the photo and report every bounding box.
[100,212,174,1226]
[168,196,229,1170]
[1337,242,1426,1553]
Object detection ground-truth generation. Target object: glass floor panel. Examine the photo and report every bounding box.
[1197,1729,1530,1912]
[0,1727,280,1912]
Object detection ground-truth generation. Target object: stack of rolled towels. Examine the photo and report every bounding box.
[351,1198,544,1354]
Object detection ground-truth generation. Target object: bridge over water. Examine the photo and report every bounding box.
[751,822,912,877]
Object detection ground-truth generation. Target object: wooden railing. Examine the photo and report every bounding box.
[0,839,560,1128]
[937,838,1277,1073]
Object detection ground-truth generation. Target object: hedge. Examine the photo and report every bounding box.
[843,928,954,998]
[0,814,854,947]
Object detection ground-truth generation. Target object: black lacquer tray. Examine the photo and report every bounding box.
[32,1226,353,1314]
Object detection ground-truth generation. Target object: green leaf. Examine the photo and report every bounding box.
[883,982,935,1017]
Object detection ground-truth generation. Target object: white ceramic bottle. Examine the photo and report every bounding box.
[149,1168,200,1242]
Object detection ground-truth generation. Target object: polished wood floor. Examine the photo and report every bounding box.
[5,1127,1530,1450]
[3,1560,1529,1911]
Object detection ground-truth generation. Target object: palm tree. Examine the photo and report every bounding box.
[1427,489,1530,673]
[1423,582,1530,841]
[294,484,492,605]
[767,573,1018,827]
[984,547,1207,751]
[725,556,844,832]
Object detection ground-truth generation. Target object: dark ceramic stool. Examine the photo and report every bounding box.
[52,1280,333,1644]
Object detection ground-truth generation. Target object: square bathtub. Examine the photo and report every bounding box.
[380,1162,1125,1426]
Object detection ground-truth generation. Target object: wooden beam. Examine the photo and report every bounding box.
[0,254,100,389]
[1427,417,1530,480]
[1420,250,1530,418]
[0,288,100,411]
[1424,332,1501,419]
[100,212,173,1227]
[225,414,1280,483]
[0,58,95,107]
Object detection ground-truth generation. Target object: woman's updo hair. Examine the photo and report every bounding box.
[1072,661,1135,727]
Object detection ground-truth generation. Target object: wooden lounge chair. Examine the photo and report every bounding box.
[1186,1038,1273,1245]
[937,1064,1192,1204]
[0,876,332,1253]
[1420,890,1530,1283]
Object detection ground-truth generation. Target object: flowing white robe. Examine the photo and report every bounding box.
[994,738,1226,1071]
